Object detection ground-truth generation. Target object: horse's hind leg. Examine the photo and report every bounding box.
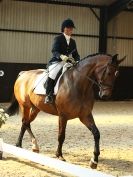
[16,122,27,148]
[79,113,100,169]
[16,105,40,152]
[16,104,30,147]
[26,107,40,152]
[26,123,39,153]
[56,115,67,161]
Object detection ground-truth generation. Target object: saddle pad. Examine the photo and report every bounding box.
[33,63,73,95]
[33,70,62,95]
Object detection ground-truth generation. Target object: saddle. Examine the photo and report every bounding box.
[33,62,73,95]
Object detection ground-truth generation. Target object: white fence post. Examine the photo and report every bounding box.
[0,138,3,159]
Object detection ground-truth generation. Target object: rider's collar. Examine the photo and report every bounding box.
[63,33,71,40]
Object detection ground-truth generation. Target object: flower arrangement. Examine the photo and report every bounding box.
[0,109,9,128]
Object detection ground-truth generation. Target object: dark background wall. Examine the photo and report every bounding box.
[0,62,46,102]
[0,62,133,102]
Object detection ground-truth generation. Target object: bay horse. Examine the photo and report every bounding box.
[5,53,125,169]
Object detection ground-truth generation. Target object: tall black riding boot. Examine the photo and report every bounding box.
[44,77,55,104]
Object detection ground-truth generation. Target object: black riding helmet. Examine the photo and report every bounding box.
[61,18,75,32]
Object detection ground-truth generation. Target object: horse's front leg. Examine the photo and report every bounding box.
[89,123,100,169]
[56,115,67,161]
[80,113,100,169]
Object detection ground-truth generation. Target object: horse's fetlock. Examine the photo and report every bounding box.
[56,150,62,157]
[94,151,100,156]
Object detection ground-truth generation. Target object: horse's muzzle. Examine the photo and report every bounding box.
[99,88,112,100]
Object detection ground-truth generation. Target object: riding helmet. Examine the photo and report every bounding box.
[61,18,75,32]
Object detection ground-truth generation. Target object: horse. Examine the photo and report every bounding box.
[4,53,125,169]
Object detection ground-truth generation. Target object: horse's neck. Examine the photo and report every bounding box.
[76,58,97,78]
[70,61,96,90]
[72,55,109,85]
[77,55,110,74]
[62,55,111,95]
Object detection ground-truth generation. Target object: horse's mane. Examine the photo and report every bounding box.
[80,53,112,61]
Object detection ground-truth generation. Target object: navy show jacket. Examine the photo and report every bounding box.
[49,34,80,63]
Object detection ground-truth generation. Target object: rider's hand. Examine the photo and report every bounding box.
[60,55,69,62]
[67,57,76,64]
[60,55,76,64]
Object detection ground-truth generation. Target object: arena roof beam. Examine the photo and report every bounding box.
[99,6,108,53]
[15,0,100,8]
[108,0,133,21]
[90,7,100,21]
[99,0,132,53]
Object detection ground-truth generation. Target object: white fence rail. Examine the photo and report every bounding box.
[0,139,132,177]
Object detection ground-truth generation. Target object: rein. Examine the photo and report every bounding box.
[73,62,101,89]
[74,59,118,90]
[86,75,100,88]
[73,59,104,89]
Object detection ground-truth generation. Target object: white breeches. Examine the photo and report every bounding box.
[48,61,65,80]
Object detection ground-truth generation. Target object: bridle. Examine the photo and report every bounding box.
[85,63,119,90]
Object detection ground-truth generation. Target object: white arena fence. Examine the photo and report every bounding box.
[0,139,132,177]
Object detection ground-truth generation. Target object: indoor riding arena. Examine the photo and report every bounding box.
[0,1,133,177]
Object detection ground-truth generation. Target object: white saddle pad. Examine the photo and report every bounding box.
[33,70,61,95]
[33,63,73,95]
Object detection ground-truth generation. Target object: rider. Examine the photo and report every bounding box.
[45,18,80,104]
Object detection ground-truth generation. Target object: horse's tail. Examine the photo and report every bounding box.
[5,93,19,116]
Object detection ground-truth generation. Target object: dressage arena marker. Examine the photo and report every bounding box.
[0,139,131,177]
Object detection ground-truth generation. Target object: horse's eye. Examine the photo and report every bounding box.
[115,71,119,77]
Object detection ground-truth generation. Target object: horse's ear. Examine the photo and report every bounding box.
[117,56,126,65]
[112,54,118,64]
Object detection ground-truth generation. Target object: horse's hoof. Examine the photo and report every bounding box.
[58,156,66,161]
[56,153,66,161]
[32,149,39,153]
[16,144,22,148]
[89,158,98,169]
